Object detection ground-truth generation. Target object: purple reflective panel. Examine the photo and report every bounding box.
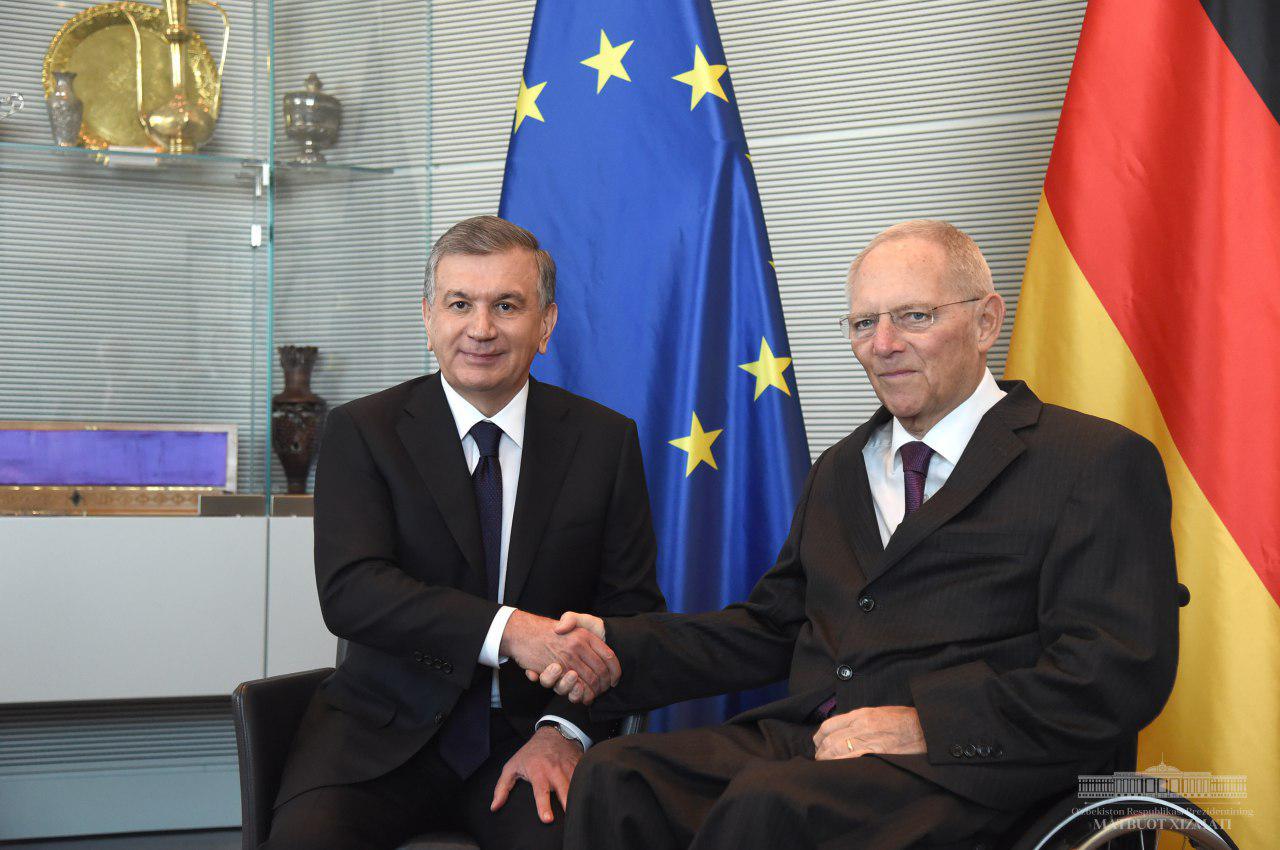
[0,429,229,487]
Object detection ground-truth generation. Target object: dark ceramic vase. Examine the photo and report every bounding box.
[272,345,327,494]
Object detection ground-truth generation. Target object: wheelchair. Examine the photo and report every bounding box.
[996,583,1238,850]
[1006,789,1238,849]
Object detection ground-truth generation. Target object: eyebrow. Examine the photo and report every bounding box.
[851,302,931,316]
[443,289,528,303]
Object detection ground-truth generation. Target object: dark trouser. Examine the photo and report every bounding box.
[262,712,564,850]
[564,719,1017,850]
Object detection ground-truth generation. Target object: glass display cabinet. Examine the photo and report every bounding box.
[1,0,430,508]
[0,0,433,838]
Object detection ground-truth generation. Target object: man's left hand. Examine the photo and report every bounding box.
[812,706,926,760]
[490,725,583,823]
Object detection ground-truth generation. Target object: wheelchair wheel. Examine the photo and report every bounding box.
[1015,794,1238,850]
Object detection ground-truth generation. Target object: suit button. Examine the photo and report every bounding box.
[977,745,991,758]
[442,662,453,674]
[836,665,853,681]
[950,744,964,758]
[993,745,1003,758]
[963,745,976,758]
[433,712,445,725]
[858,596,875,612]
[413,651,425,662]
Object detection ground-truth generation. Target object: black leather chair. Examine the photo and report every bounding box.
[232,652,646,850]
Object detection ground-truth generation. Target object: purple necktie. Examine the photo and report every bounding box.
[438,420,504,779]
[900,440,934,517]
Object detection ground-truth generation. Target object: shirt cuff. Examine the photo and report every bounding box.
[536,715,594,751]
[479,605,517,669]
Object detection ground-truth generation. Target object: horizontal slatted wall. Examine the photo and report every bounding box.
[720,0,1085,454]
[426,0,1085,457]
[0,698,239,840]
[0,0,271,490]
[271,0,432,492]
[428,0,532,237]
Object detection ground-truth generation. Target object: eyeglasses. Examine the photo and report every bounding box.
[838,298,981,341]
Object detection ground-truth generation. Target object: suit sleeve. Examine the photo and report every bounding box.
[587,455,823,720]
[541,419,667,738]
[909,431,1180,765]
[314,404,499,682]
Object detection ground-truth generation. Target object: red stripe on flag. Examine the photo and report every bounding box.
[1044,0,1280,602]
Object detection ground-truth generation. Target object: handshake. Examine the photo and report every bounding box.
[499,610,613,704]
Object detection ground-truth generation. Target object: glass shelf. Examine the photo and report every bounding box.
[273,159,396,186]
[0,140,396,190]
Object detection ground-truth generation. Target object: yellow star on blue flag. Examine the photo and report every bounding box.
[673,45,729,109]
[581,30,634,93]
[669,412,723,475]
[738,338,793,400]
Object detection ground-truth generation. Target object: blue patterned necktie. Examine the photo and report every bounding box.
[438,419,504,779]
[470,420,504,600]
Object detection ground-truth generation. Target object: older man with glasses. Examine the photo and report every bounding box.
[544,220,1180,850]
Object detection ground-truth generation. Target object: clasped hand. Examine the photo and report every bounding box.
[502,610,615,703]
[812,706,926,760]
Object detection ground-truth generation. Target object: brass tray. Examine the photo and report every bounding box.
[42,1,219,149]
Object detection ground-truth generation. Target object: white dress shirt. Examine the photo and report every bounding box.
[862,369,1006,545]
[439,376,591,749]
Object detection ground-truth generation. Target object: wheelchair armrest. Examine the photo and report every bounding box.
[618,712,648,737]
[232,667,332,849]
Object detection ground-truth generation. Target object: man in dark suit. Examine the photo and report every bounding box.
[264,216,666,850]
[547,220,1179,849]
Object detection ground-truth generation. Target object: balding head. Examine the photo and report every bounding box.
[847,220,994,303]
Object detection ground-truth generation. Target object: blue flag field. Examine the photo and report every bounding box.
[499,0,811,731]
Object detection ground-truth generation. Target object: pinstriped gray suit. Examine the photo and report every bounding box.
[567,381,1180,849]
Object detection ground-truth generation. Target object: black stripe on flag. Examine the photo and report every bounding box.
[1200,0,1280,125]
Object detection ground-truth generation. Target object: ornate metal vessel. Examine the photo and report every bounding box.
[271,346,327,495]
[123,0,229,153]
[283,73,342,163]
[45,72,83,145]
[43,1,226,151]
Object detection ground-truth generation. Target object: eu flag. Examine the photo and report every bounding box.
[499,0,811,731]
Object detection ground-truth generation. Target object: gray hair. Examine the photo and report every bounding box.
[423,215,556,309]
[847,220,994,301]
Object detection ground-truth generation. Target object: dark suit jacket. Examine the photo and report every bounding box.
[591,381,1179,811]
[276,373,666,806]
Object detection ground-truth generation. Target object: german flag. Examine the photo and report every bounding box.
[1006,1,1278,843]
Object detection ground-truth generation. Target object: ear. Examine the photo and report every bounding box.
[975,293,1005,356]
[421,298,435,352]
[538,302,559,355]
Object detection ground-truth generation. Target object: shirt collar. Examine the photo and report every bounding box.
[439,374,528,449]
[888,368,1005,468]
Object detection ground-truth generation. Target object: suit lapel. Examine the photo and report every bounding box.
[395,374,486,583]
[862,381,1042,589]
[833,409,891,585]
[504,379,579,605]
